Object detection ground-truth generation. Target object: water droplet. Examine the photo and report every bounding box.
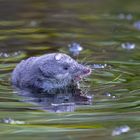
[112,125,130,136]
[118,13,125,20]
[2,117,25,124]
[118,13,133,20]
[0,51,22,58]
[133,20,140,30]
[126,14,133,20]
[121,42,135,50]
[104,92,112,97]
[92,64,107,69]
[3,53,9,57]
[29,20,38,27]
[112,96,116,99]
[68,42,83,56]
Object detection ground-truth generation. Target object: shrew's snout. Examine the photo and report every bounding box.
[82,67,91,75]
[75,64,92,76]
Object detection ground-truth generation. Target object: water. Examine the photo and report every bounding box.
[0,0,140,140]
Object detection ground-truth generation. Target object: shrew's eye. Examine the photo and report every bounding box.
[64,67,68,70]
[63,65,70,70]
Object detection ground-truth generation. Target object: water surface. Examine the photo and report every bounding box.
[0,0,140,140]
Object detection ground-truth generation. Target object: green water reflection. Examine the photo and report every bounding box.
[0,0,140,140]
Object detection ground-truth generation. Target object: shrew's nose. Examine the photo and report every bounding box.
[83,67,91,75]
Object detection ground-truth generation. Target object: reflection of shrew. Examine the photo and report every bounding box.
[12,53,91,93]
[17,88,93,112]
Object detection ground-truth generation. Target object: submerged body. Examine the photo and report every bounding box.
[12,53,91,93]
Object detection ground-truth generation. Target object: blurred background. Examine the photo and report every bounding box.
[0,0,140,140]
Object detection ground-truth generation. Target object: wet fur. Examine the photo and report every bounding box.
[12,53,91,93]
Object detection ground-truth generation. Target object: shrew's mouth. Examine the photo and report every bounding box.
[74,75,82,81]
[74,68,91,81]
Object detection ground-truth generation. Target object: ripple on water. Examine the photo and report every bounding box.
[0,51,26,95]
[0,51,26,63]
[0,1,139,140]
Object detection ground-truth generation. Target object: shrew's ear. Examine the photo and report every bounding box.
[54,53,64,61]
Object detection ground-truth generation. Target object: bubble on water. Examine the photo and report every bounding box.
[126,14,133,20]
[112,95,116,99]
[29,20,38,27]
[133,20,140,30]
[104,92,116,99]
[0,51,22,58]
[2,117,25,125]
[112,125,130,136]
[13,51,21,56]
[68,42,83,56]
[3,53,8,57]
[0,52,9,57]
[86,95,93,99]
[51,103,75,113]
[104,92,112,97]
[118,13,125,20]
[118,13,133,20]
[121,42,135,50]
[92,64,107,69]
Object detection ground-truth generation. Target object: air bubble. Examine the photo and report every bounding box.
[121,42,135,50]
[68,42,83,56]
[118,13,133,20]
[92,64,107,69]
[2,117,25,125]
[133,20,140,30]
[112,125,130,136]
